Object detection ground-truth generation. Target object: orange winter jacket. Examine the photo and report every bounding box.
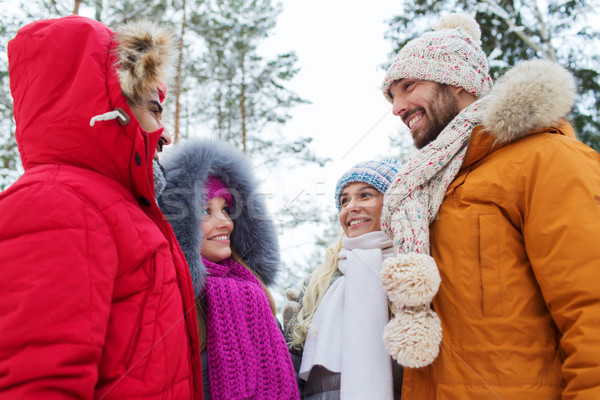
[400,63,600,400]
[403,123,600,400]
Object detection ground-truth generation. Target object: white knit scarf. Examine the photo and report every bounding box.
[300,231,394,399]
[380,99,486,368]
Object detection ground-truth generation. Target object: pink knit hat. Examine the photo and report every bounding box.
[205,176,233,206]
[382,13,492,103]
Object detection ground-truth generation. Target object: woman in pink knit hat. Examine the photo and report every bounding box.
[159,139,299,400]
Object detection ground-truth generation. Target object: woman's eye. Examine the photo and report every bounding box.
[361,192,373,198]
[202,207,211,216]
[340,197,349,206]
[222,207,229,215]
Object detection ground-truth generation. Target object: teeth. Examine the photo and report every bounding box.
[349,219,367,226]
[209,235,228,241]
[408,114,423,129]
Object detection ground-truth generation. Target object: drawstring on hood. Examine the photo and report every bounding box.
[89,109,129,127]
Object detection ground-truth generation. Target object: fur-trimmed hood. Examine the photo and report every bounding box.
[159,139,280,296]
[116,20,174,105]
[9,16,174,201]
[480,59,576,145]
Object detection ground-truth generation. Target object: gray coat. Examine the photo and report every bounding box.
[159,139,282,399]
[159,139,280,295]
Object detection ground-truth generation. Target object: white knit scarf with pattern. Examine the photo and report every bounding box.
[380,98,486,368]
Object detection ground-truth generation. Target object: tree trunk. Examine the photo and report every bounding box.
[173,0,187,143]
[217,91,223,140]
[240,55,247,153]
[73,0,82,15]
[94,0,103,23]
[532,0,557,61]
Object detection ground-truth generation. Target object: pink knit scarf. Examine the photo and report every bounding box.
[202,256,299,400]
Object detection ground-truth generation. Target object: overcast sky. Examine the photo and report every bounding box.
[252,1,412,278]
[259,0,408,220]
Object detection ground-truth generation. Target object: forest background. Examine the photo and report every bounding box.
[1,0,599,313]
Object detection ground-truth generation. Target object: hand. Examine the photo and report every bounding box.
[282,288,301,340]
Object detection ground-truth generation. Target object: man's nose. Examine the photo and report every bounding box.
[160,127,172,146]
[392,95,408,117]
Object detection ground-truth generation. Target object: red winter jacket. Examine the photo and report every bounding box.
[0,16,202,399]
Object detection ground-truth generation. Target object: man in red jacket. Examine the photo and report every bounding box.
[0,16,202,399]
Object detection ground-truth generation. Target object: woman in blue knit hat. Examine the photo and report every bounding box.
[283,159,403,399]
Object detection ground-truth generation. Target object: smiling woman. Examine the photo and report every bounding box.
[338,182,384,238]
[158,139,299,400]
[200,177,234,263]
[283,159,404,399]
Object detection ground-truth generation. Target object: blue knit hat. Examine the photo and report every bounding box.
[335,159,400,212]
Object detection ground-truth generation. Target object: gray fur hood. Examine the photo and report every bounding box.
[159,139,279,296]
[480,59,576,144]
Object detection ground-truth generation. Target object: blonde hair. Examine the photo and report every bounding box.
[290,233,345,349]
[196,249,276,351]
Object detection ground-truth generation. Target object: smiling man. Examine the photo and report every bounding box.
[380,13,600,400]
[0,16,201,399]
[388,80,467,149]
[127,87,172,160]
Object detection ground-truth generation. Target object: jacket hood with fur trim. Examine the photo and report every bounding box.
[9,15,174,200]
[117,20,173,105]
[480,59,576,145]
[159,139,280,296]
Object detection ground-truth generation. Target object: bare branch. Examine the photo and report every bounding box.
[481,0,555,60]
[531,0,557,61]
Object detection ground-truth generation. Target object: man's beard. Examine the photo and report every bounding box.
[413,84,461,149]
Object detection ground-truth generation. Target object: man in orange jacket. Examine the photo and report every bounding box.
[380,13,600,400]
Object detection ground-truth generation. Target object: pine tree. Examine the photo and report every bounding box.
[1,0,327,189]
[189,0,325,166]
[384,0,600,151]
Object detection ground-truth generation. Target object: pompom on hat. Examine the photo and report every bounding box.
[382,13,492,103]
[335,159,400,212]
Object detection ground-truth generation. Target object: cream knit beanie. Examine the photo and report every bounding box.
[382,13,492,103]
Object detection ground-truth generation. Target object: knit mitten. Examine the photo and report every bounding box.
[282,288,301,342]
[381,253,442,368]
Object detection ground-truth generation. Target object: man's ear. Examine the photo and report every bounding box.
[454,86,478,109]
[449,85,464,96]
